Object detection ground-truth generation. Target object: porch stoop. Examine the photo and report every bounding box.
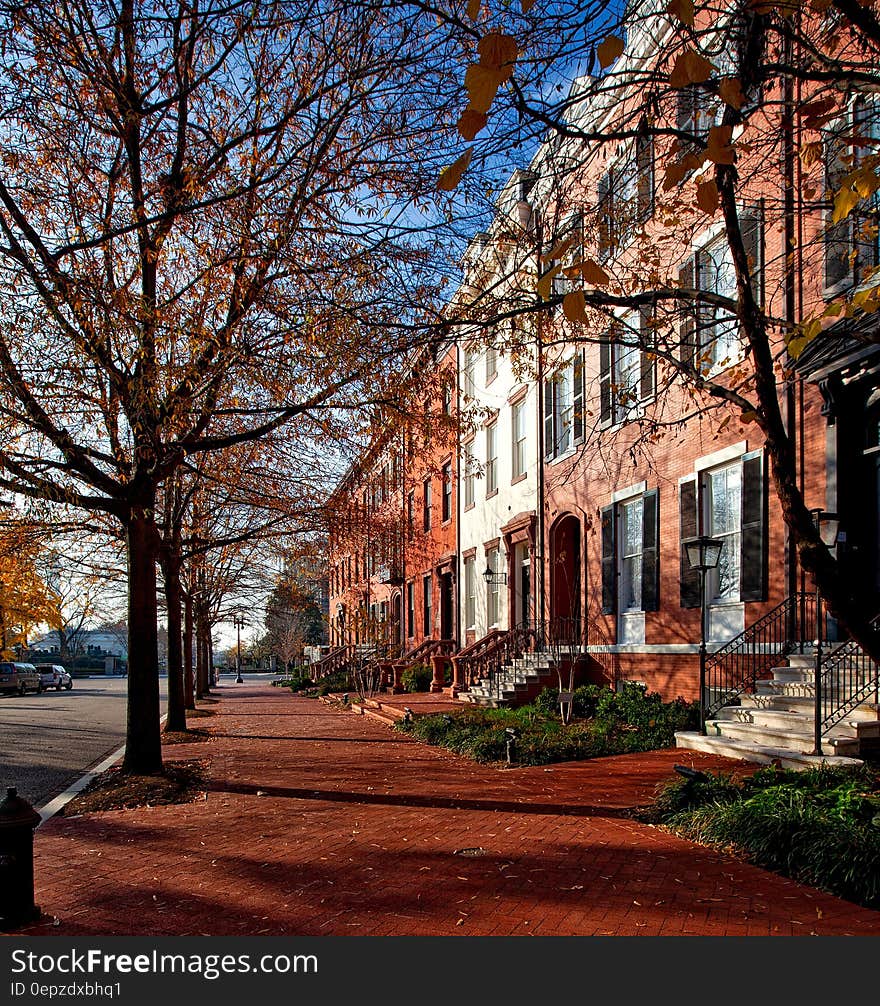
[676,654,878,769]
[458,651,558,708]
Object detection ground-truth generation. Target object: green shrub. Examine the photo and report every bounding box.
[285,675,315,693]
[401,663,432,693]
[645,764,880,909]
[397,680,697,766]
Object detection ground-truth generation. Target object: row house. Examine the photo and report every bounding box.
[323,2,880,761]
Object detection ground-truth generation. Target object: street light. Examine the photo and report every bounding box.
[482,564,507,586]
[683,535,724,735]
[809,508,840,755]
[233,615,245,683]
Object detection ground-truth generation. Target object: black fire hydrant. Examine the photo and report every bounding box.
[0,787,41,929]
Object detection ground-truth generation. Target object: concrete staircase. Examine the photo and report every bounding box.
[676,653,880,769]
[458,651,558,708]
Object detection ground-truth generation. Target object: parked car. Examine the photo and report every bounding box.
[0,661,42,695]
[33,663,73,691]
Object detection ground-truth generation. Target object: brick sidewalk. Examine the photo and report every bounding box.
[20,683,880,936]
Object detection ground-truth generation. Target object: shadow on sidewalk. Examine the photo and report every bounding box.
[206,778,635,819]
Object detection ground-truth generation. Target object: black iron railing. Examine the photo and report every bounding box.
[704,591,821,719]
[819,613,880,736]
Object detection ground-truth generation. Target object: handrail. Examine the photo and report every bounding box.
[396,637,455,666]
[819,613,880,735]
[703,591,818,719]
[310,645,355,680]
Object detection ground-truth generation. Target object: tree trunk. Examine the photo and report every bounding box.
[195,606,206,698]
[161,555,186,732]
[122,505,163,775]
[183,589,195,709]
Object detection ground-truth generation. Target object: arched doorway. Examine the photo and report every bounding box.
[549,514,581,638]
[391,593,402,651]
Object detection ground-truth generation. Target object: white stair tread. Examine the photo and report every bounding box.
[674,731,863,769]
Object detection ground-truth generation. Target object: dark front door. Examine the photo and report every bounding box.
[439,572,454,640]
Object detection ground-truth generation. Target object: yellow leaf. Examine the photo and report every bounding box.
[541,233,577,264]
[696,179,719,214]
[478,33,518,79]
[832,186,860,223]
[597,35,625,69]
[467,0,480,19]
[822,301,844,317]
[799,141,823,169]
[577,259,610,285]
[669,50,715,88]
[786,335,809,358]
[706,124,736,164]
[663,162,689,191]
[521,0,538,10]
[718,78,745,110]
[537,265,562,300]
[457,108,488,141]
[437,147,473,191]
[740,409,758,423]
[666,0,695,26]
[464,63,505,113]
[562,290,588,322]
[851,165,880,200]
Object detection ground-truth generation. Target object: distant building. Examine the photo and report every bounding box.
[29,629,128,659]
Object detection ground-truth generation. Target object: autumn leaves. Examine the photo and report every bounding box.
[437,31,518,191]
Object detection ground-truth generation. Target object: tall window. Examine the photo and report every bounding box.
[485,345,498,382]
[619,499,644,612]
[406,581,415,638]
[599,312,655,427]
[679,452,766,613]
[706,463,742,603]
[462,439,475,509]
[407,490,415,540]
[485,421,498,495]
[441,381,452,416]
[511,398,527,479]
[463,348,477,398]
[423,478,432,532]
[464,556,476,629]
[422,574,432,635]
[597,137,653,261]
[441,462,452,522]
[824,99,880,292]
[486,547,501,626]
[545,353,584,457]
[697,235,739,370]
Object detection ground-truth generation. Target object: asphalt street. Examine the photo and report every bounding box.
[0,675,168,808]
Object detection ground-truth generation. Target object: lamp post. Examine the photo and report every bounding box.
[809,508,840,755]
[234,615,244,683]
[683,535,724,735]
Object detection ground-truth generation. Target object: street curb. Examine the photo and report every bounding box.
[36,713,168,826]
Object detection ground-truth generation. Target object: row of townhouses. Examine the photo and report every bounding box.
[321,5,880,764]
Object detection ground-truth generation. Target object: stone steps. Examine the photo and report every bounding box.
[677,647,876,769]
[458,655,557,709]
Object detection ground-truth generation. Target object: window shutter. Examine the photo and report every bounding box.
[641,489,660,612]
[639,306,655,400]
[573,351,584,442]
[543,379,555,459]
[824,124,853,290]
[636,131,654,222]
[599,337,613,426]
[678,256,697,367]
[740,450,767,602]
[853,99,880,278]
[597,174,612,262]
[740,201,764,306]
[679,476,701,608]
[601,504,616,615]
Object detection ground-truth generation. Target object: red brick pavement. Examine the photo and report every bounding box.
[19,682,880,936]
